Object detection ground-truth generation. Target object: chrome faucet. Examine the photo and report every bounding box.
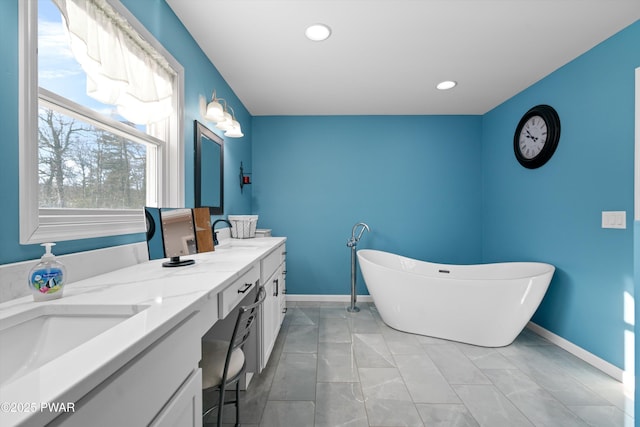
[347,222,370,248]
[211,219,232,245]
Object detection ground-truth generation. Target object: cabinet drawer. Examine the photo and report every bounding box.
[219,265,259,319]
[260,243,286,284]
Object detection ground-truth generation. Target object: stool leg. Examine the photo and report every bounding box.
[235,381,240,426]
[217,386,225,427]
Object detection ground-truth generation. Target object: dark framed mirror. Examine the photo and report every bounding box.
[195,120,224,215]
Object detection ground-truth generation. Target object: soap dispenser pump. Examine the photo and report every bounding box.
[28,243,66,302]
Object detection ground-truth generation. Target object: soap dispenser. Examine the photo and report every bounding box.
[28,243,66,302]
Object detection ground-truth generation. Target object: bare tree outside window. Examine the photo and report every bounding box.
[38,106,147,210]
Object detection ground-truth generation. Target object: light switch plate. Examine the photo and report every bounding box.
[601,211,626,229]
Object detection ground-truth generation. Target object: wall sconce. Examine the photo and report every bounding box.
[204,91,244,138]
[205,91,225,122]
[239,161,251,193]
[221,106,244,138]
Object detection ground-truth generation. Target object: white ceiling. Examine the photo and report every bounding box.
[166,0,640,116]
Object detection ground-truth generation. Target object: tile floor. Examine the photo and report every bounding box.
[206,301,634,427]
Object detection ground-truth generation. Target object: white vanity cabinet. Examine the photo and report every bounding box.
[0,237,288,427]
[259,243,286,370]
[51,314,202,427]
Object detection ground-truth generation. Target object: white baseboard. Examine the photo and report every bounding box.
[527,321,629,384]
[286,294,374,303]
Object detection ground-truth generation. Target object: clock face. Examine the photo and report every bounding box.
[513,105,560,169]
[518,115,547,159]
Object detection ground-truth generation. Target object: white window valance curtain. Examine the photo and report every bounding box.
[52,0,175,125]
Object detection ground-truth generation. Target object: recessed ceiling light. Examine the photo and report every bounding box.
[436,80,457,90]
[305,24,331,41]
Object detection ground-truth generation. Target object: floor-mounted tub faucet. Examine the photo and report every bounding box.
[347,222,370,312]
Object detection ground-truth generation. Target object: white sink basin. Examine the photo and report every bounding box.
[0,304,149,386]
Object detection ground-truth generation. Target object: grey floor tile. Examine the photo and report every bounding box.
[204,389,263,426]
[268,352,317,400]
[259,400,315,427]
[232,374,275,424]
[319,317,352,343]
[288,306,320,325]
[567,405,635,427]
[315,382,369,427]
[415,403,479,427]
[531,344,632,413]
[456,342,518,369]
[359,367,413,401]
[292,301,321,307]
[514,327,553,346]
[414,334,453,345]
[380,326,425,355]
[364,398,425,427]
[348,310,381,333]
[353,333,395,368]
[235,390,269,424]
[498,345,611,406]
[317,342,359,382]
[394,353,461,403]
[453,384,535,427]
[483,368,588,427]
[283,324,318,353]
[590,383,635,417]
[423,343,491,385]
[319,304,350,318]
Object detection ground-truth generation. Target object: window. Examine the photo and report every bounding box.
[19,0,184,244]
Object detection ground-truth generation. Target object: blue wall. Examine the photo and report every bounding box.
[482,22,639,370]
[252,116,483,296]
[0,0,252,264]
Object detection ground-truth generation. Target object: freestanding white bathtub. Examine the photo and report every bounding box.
[357,249,555,347]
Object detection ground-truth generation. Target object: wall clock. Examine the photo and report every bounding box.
[513,104,560,169]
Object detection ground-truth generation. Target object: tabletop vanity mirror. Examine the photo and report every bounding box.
[145,206,215,266]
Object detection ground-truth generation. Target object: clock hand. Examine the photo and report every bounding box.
[525,130,538,142]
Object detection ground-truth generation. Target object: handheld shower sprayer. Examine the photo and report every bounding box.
[348,222,370,247]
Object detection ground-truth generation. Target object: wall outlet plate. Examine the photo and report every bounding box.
[601,211,626,229]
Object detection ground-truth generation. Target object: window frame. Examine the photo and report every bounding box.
[19,0,184,244]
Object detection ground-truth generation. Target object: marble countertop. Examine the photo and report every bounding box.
[0,237,286,426]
